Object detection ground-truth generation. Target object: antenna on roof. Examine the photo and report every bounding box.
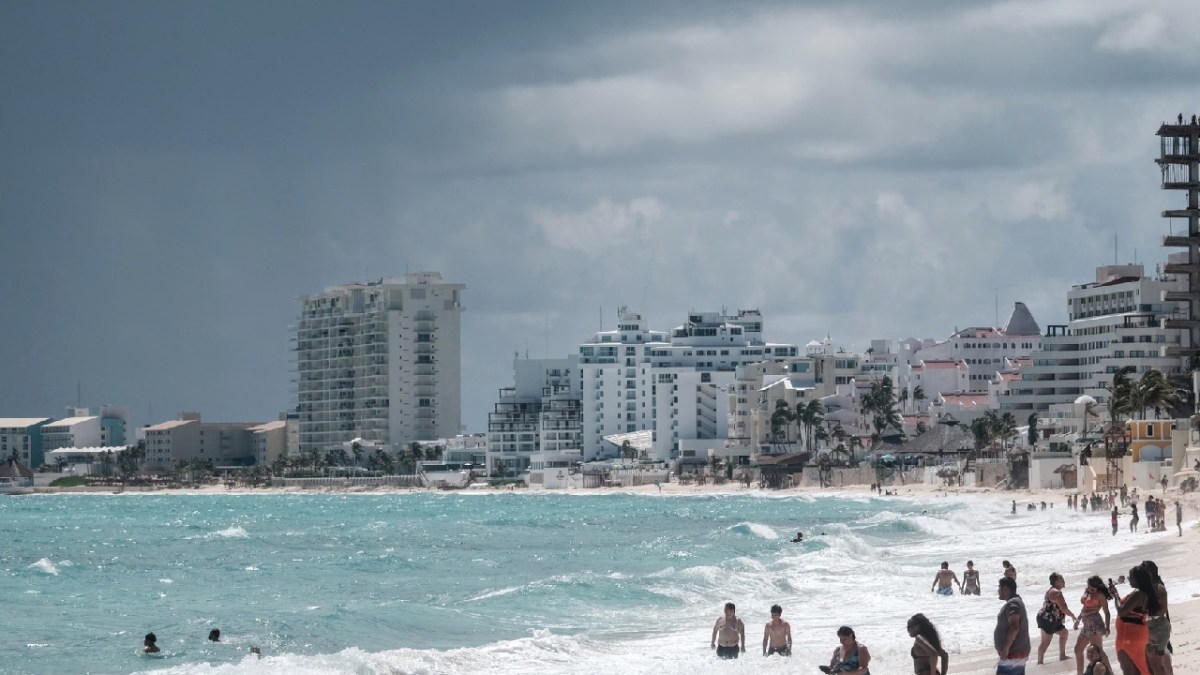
[995,291,999,329]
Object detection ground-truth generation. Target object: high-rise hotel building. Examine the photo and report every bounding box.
[293,273,464,456]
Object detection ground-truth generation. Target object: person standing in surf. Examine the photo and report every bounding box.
[962,560,981,595]
[711,602,745,659]
[931,561,960,596]
[762,604,792,656]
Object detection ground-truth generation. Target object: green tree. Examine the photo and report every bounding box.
[796,399,825,452]
[913,386,926,411]
[862,377,902,445]
[1026,413,1039,446]
[1136,369,1182,420]
[619,440,637,461]
[1106,366,1136,428]
[770,400,794,447]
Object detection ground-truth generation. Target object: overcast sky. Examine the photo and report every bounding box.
[3,0,1199,433]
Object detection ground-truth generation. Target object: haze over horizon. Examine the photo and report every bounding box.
[3,1,1199,433]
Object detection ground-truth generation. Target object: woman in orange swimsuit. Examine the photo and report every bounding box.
[1110,568,1150,675]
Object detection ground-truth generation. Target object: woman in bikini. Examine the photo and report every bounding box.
[1073,576,1111,675]
[1110,567,1151,675]
[826,625,871,675]
[961,560,981,595]
[1037,572,1077,665]
[907,614,947,675]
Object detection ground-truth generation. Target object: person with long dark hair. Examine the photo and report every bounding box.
[1110,566,1152,675]
[907,614,948,675]
[1073,576,1111,675]
[1140,561,1173,675]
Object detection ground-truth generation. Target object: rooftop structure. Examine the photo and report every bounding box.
[1158,118,1200,358]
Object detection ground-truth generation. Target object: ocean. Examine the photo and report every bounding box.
[0,490,1164,674]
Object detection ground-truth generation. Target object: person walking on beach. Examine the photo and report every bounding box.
[827,625,872,674]
[1176,501,1183,537]
[1130,503,1139,533]
[1109,568,1151,675]
[907,613,948,675]
[143,633,160,654]
[995,576,1030,675]
[1037,573,1077,665]
[962,560,981,595]
[1112,506,1120,536]
[1073,576,1112,675]
[762,604,792,656]
[711,602,745,659]
[1140,560,1173,675]
[931,561,960,596]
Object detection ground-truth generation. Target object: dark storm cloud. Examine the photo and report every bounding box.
[1,0,1197,431]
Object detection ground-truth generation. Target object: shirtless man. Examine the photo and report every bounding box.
[762,604,792,656]
[143,632,160,654]
[711,602,745,659]
[932,561,961,596]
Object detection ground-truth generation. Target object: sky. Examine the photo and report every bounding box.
[3,0,1200,434]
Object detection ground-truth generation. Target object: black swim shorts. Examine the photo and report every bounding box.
[716,645,739,659]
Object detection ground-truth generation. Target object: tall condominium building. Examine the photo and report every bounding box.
[293,272,464,456]
[1001,263,1186,417]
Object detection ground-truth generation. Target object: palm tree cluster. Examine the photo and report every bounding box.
[768,399,826,452]
[1106,367,1183,423]
[969,411,1018,451]
[861,376,903,444]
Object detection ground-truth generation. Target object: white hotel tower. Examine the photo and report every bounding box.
[579,307,798,462]
[292,273,464,456]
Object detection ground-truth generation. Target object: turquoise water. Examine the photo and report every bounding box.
[0,491,1138,674]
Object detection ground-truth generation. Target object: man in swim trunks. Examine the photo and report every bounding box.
[931,561,960,596]
[995,576,1030,675]
[143,632,160,654]
[762,604,792,656]
[711,602,744,658]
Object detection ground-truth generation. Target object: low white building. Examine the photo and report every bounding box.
[249,421,287,466]
[42,416,103,452]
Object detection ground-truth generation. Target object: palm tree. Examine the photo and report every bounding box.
[913,386,926,412]
[898,388,909,414]
[999,412,1018,449]
[1026,413,1039,446]
[770,400,794,448]
[1106,366,1136,427]
[862,376,902,445]
[350,441,363,467]
[1136,369,1182,419]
